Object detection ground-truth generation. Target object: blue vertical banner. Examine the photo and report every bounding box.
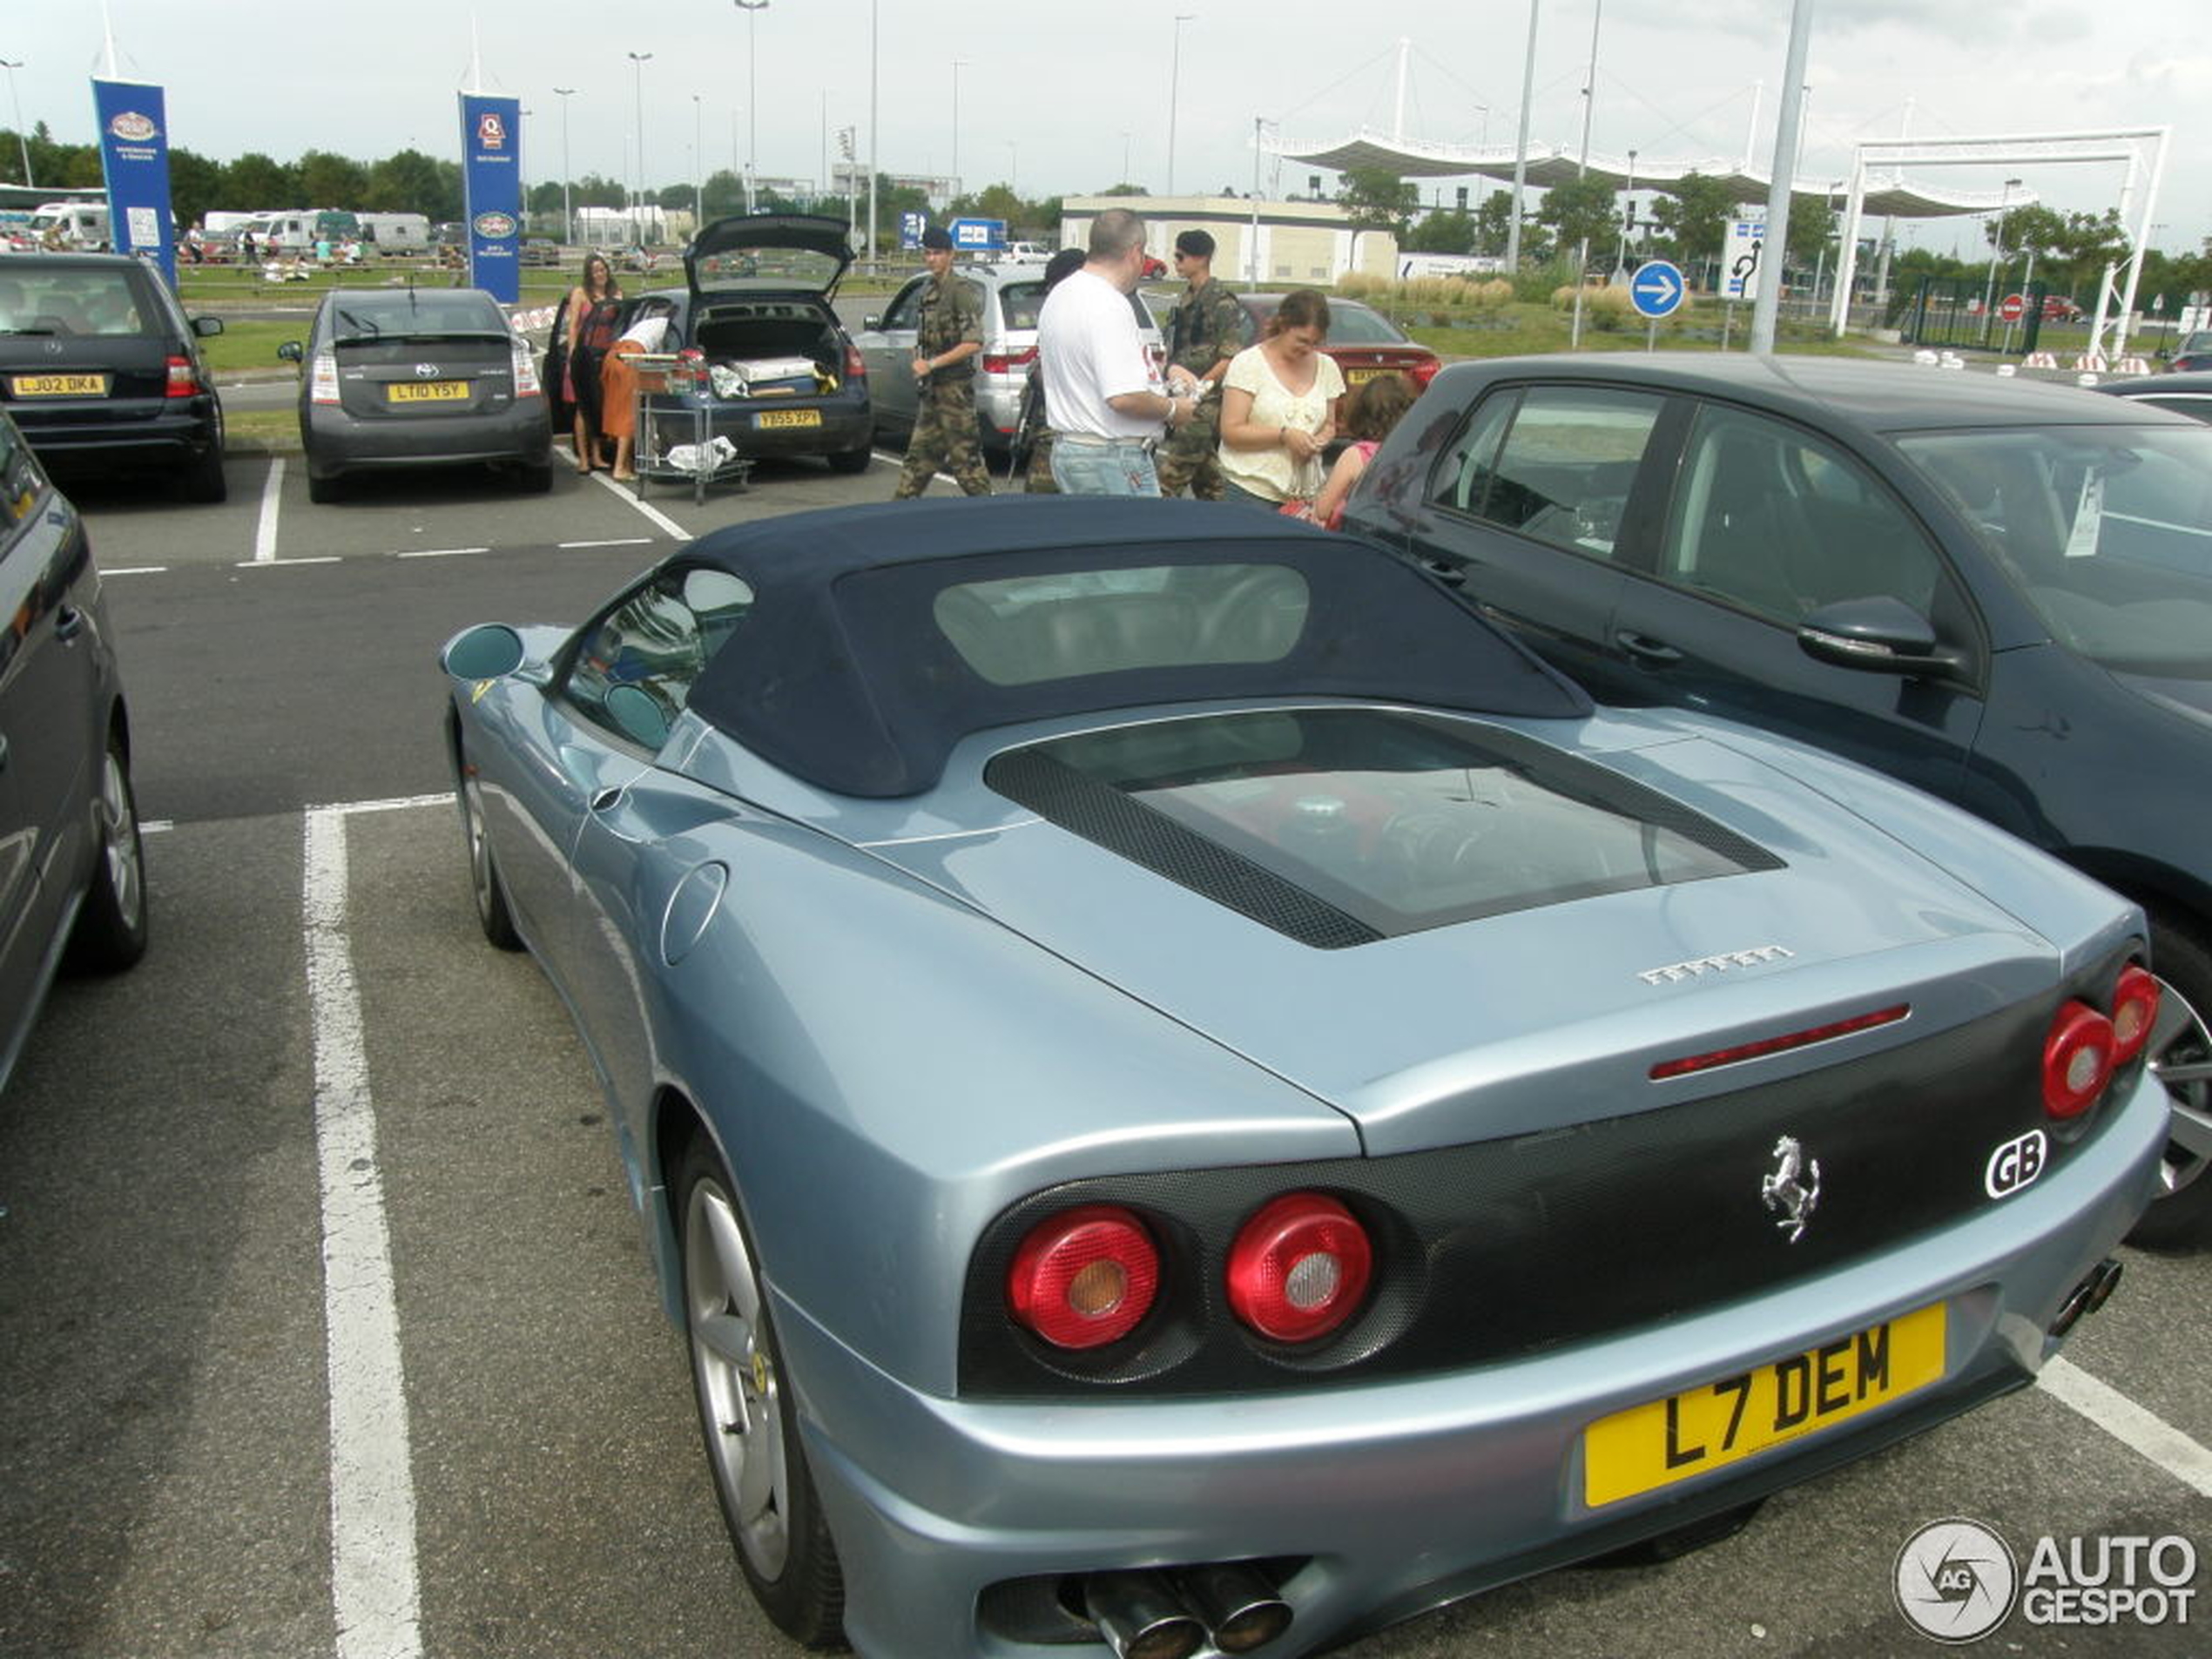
[91,78,176,287]
[459,93,522,303]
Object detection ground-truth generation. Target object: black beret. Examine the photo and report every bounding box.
[920,226,954,251]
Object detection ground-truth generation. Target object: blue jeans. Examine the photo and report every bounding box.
[1049,438,1159,496]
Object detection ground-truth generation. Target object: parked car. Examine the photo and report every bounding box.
[2096,368,2212,421]
[856,260,1160,454]
[1237,292,1443,392]
[519,237,563,268]
[0,408,146,1094]
[439,496,2161,1659]
[2166,330,2212,373]
[278,287,552,502]
[583,213,873,475]
[1344,353,2212,1239]
[0,251,226,502]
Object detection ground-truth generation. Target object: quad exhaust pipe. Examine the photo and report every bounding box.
[1084,1562,1293,1659]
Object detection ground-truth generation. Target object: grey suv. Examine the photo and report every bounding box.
[856,261,1160,455]
[0,408,145,1093]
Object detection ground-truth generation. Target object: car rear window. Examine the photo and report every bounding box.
[1001,280,1150,334]
[0,268,149,336]
[1323,303,1406,344]
[327,293,510,341]
[932,563,1310,685]
[986,707,1777,946]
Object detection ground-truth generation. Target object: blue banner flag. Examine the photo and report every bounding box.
[92,78,176,287]
[459,93,523,303]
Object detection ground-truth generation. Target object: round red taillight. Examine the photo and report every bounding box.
[1225,1192,1373,1344]
[2109,965,2161,1065]
[1006,1205,1159,1350]
[2043,1000,2116,1119]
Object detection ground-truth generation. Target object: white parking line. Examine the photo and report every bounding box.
[2040,1356,2212,1497]
[395,547,492,560]
[585,469,690,538]
[559,537,654,550]
[305,805,423,1659]
[255,456,284,563]
[102,566,168,576]
[237,556,342,568]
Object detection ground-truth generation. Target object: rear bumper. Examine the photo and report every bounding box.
[305,402,551,472]
[10,396,219,463]
[771,1073,2166,1659]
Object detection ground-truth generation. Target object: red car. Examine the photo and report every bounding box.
[1235,293,1442,391]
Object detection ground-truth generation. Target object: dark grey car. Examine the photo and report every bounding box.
[280,287,553,502]
[0,408,145,1093]
[0,252,226,502]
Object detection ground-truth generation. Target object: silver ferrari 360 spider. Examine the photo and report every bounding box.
[440,497,2164,1659]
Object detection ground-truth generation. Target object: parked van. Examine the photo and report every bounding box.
[27,203,111,251]
[239,212,314,253]
[355,212,430,253]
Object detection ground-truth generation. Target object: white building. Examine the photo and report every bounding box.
[1060,195,1399,287]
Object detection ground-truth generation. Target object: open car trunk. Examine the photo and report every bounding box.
[691,302,844,375]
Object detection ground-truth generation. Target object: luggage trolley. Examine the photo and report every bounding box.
[630,354,754,505]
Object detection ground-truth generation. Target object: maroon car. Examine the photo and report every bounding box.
[1235,293,1442,392]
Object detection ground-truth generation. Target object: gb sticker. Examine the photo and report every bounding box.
[1985,1130,2048,1199]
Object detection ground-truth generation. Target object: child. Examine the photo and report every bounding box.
[1312,371,1418,531]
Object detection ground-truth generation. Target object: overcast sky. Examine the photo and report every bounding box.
[9,0,2207,254]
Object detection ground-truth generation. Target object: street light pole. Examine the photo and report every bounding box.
[1168,15,1194,196]
[1507,0,1538,272]
[693,94,704,236]
[0,60,30,189]
[627,51,653,244]
[1985,176,2020,347]
[553,87,576,245]
[951,60,966,201]
[734,0,768,212]
[867,0,878,272]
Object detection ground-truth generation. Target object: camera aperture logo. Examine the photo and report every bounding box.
[1897,1518,2019,1642]
[1896,1516,2200,1642]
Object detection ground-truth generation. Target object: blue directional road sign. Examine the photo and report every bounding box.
[1629,259,1686,320]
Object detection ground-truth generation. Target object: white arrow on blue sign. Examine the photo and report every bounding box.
[1629,259,1686,320]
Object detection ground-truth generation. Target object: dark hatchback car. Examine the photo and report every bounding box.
[0,408,145,1094]
[1344,354,2212,1238]
[2099,369,2212,422]
[0,252,226,502]
[572,212,872,475]
[280,287,553,501]
[2167,331,2212,373]
[1238,293,1442,392]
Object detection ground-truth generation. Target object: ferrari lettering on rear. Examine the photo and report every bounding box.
[1638,944,1794,985]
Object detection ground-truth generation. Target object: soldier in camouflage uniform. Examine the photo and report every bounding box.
[1153,229,1253,499]
[894,226,992,498]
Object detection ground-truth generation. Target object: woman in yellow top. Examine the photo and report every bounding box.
[1215,289,1344,509]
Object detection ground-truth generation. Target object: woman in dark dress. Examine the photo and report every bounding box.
[562,253,624,471]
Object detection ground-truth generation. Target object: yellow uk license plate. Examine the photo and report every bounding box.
[1582,1302,1946,1507]
[1343,368,1387,385]
[11,374,108,397]
[755,408,822,429]
[387,381,468,403]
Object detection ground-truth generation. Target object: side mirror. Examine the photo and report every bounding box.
[442,623,527,681]
[277,341,303,363]
[192,315,225,338]
[1797,596,1966,680]
[604,684,671,749]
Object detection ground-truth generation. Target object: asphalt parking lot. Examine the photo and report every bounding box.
[3,445,2208,1659]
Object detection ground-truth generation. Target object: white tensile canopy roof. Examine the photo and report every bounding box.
[1278,131,2027,219]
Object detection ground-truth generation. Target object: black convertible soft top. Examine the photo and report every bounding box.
[681,496,1591,798]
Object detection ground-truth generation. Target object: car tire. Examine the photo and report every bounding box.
[179,408,228,503]
[826,441,873,475]
[456,766,522,951]
[675,1134,846,1649]
[306,465,343,504]
[64,731,149,974]
[2126,913,2212,1247]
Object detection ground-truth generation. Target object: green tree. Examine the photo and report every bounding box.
[1473,189,1516,257]
[700,168,745,219]
[165,147,225,232]
[297,149,368,209]
[1784,193,1838,279]
[1649,172,1735,266]
[363,149,457,219]
[1404,209,1476,255]
[1537,172,1619,260]
[1336,165,1419,234]
[223,151,297,207]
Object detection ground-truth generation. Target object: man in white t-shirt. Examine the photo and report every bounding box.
[1035,208,1199,495]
